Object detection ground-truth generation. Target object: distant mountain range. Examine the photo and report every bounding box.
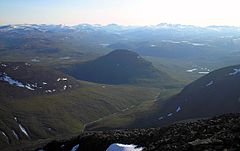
[1,23,240,63]
[65,49,174,87]
[1,23,240,33]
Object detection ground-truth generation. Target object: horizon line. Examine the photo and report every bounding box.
[1,22,240,28]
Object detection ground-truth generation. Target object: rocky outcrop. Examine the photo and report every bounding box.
[38,113,240,151]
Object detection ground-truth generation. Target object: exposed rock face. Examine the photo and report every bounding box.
[39,113,240,151]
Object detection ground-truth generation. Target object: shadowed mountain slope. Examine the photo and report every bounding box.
[66,49,174,87]
[154,64,240,126]
[86,64,240,130]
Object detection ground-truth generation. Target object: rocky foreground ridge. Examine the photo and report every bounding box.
[38,113,240,151]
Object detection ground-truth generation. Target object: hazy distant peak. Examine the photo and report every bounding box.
[106,49,140,57]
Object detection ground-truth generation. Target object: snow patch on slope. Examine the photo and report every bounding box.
[106,143,143,151]
[198,71,209,74]
[71,144,80,151]
[14,117,30,138]
[19,124,30,138]
[206,81,214,87]
[0,73,35,90]
[57,77,68,82]
[167,113,173,117]
[176,106,181,112]
[1,130,9,144]
[12,130,19,140]
[158,106,182,121]
[229,68,240,76]
[187,69,197,72]
[158,116,164,120]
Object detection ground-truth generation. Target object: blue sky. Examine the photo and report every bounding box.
[1,0,240,26]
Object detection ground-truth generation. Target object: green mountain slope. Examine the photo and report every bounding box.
[0,62,160,150]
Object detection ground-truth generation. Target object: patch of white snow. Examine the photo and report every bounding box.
[187,69,197,72]
[198,71,209,74]
[191,43,205,46]
[150,44,156,47]
[206,81,214,87]
[57,78,68,81]
[0,73,35,90]
[167,113,173,117]
[45,90,52,93]
[31,59,40,62]
[25,63,31,66]
[12,130,19,140]
[106,143,143,151]
[71,144,80,151]
[100,43,110,47]
[19,124,30,137]
[0,73,25,87]
[229,68,240,76]
[13,66,19,70]
[1,64,7,67]
[25,84,35,91]
[1,131,9,144]
[158,116,164,120]
[176,106,181,112]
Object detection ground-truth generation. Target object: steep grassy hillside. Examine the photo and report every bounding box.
[0,62,160,150]
[0,83,159,150]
